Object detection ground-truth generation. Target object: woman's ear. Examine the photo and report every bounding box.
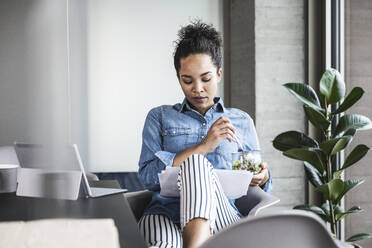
[177,73,181,84]
[217,68,223,82]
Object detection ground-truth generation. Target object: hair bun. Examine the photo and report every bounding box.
[173,19,223,75]
[178,20,221,46]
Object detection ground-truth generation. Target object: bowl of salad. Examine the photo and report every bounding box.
[232,151,262,174]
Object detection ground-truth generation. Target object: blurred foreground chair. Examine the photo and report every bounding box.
[200,210,353,248]
[125,186,280,222]
[0,219,120,248]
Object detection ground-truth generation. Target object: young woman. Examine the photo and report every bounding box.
[138,20,272,248]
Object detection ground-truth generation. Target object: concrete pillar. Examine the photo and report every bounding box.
[228,0,306,209]
[345,0,372,246]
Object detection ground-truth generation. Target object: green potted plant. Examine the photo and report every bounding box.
[272,68,372,246]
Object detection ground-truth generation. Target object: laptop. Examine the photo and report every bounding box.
[14,142,127,199]
[72,144,128,198]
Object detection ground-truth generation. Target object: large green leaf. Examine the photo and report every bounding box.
[319,136,353,155]
[293,204,326,215]
[319,68,346,104]
[304,162,324,187]
[272,131,319,152]
[314,149,327,173]
[332,87,364,115]
[321,203,330,216]
[315,179,344,202]
[341,145,370,170]
[293,204,329,221]
[334,204,343,219]
[283,83,322,111]
[303,105,331,132]
[333,114,372,137]
[344,128,356,137]
[335,206,362,221]
[335,179,364,204]
[347,233,372,242]
[283,148,324,174]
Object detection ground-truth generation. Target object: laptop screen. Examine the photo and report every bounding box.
[14,143,81,171]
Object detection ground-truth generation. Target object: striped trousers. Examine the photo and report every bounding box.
[139,154,242,248]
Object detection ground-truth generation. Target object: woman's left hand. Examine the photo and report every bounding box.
[250,162,269,187]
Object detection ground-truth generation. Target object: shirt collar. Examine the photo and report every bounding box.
[178,97,225,113]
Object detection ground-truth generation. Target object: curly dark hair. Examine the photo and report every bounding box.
[173,20,222,77]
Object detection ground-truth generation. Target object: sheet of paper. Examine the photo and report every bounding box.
[158,167,253,199]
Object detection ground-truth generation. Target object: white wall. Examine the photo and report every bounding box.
[86,0,223,172]
[0,0,224,172]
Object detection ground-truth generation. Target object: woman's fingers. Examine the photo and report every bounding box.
[202,117,237,153]
[210,118,236,143]
[260,162,267,170]
[224,123,236,134]
[220,130,234,142]
[215,117,236,133]
[215,117,229,126]
[226,129,235,142]
[219,128,235,142]
[216,123,236,135]
[214,116,229,126]
[250,168,267,186]
[251,176,263,184]
[250,179,260,186]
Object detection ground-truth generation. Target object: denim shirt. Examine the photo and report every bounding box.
[138,97,273,224]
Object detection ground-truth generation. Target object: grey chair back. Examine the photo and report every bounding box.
[200,210,353,248]
[125,190,153,221]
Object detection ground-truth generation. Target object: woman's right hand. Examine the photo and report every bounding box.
[198,116,236,155]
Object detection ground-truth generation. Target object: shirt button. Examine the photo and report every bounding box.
[173,131,176,134]
[201,135,205,138]
[202,123,206,126]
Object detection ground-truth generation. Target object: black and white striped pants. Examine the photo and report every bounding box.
[139,154,242,248]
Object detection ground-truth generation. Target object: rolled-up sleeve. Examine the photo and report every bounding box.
[138,107,176,191]
[155,151,176,167]
[261,170,273,193]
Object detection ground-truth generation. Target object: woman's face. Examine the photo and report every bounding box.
[178,53,222,115]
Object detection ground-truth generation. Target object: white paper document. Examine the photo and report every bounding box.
[158,167,253,199]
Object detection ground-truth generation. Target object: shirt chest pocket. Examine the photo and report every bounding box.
[162,127,191,152]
